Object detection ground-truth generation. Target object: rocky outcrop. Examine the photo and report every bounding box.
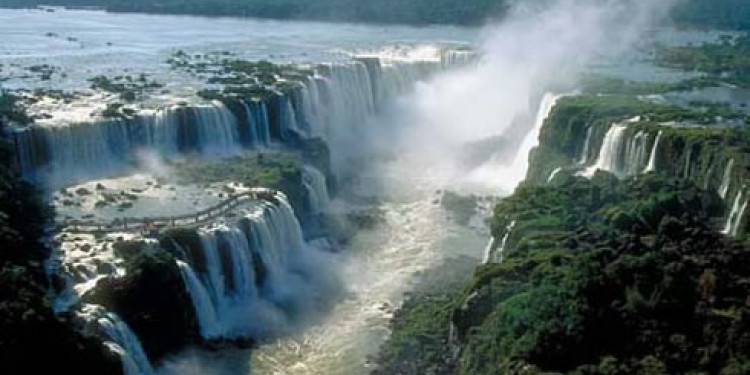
[84,249,199,363]
[527,95,750,237]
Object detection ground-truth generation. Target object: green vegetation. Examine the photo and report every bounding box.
[526,95,748,186]
[372,256,478,375]
[456,175,745,375]
[375,173,750,375]
[84,249,198,362]
[3,0,750,30]
[376,90,750,375]
[579,75,720,95]
[168,51,311,102]
[0,92,122,374]
[171,151,306,211]
[0,91,31,127]
[101,103,137,119]
[656,35,750,88]
[88,74,163,102]
[0,0,506,26]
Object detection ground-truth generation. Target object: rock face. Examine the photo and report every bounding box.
[372,95,750,375]
[3,49,467,373]
[527,95,750,237]
[0,103,123,375]
[85,250,199,363]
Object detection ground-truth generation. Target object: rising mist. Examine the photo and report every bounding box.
[352,0,677,195]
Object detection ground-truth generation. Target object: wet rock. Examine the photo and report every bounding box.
[96,262,116,275]
[75,188,92,196]
[84,252,198,362]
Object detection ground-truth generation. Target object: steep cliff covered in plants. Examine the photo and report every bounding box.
[372,92,750,374]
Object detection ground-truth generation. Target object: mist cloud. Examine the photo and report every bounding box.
[366,0,677,194]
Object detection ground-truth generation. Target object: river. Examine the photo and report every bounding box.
[0,5,734,375]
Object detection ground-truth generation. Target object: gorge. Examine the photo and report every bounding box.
[2,1,750,375]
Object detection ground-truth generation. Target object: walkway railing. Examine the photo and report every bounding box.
[61,188,278,234]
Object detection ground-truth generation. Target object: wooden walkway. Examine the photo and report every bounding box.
[61,188,278,234]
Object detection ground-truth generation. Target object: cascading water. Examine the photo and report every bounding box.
[302,165,331,214]
[463,92,561,193]
[580,117,662,179]
[483,220,516,264]
[547,167,563,183]
[14,102,244,186]
[683,145,692,179]
[643,130,662,173]
[720,159,734,200]
[624,130,650,176]
[297,54,470,175]
[240,100,272,145]
[171,192,339,340]
[735,198,749,237]
[581,123,628,177]
[481,237,498,264]
[515,94,561,170]
[577,127,593,165]
[81,305,155,375]
[14,51,468,187]
[722,189,748,236]
[279,96,303,141]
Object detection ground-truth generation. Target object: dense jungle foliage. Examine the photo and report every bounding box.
[373,173,750,375]
[0,92,122,374]
[656,35,750,89]
[0,0,749,29]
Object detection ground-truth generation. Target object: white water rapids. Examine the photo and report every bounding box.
[157,89,558,375]
[3,3,684,374]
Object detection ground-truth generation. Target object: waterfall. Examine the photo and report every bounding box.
[298,54,466,174]
[298,77,327,139]
[683,145,692,179]
[98,314,155,375]
[581,123,628,178]
[302,165,330,214]
[441,50,476,69]
[484,221,515,264]
[481,237,497,264]
[13,102,243,186]
[547,167,563,183]
[311,62,376,139]
[624,131,649,176]
[722,190,748,236]
[704,161,716,190]
[513,93,561,168]
[496,221,515,264]
[172,192,313,339]
[577,127,593,165]
[279,96,302,141]
[720,159,734,200]
[193,103,243,155]
[735,198,749,237]
[176,260,221,338]
[80,305,154,375]
[643,130,663,173]
[241,100,272,145]
[14,50,466,186]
